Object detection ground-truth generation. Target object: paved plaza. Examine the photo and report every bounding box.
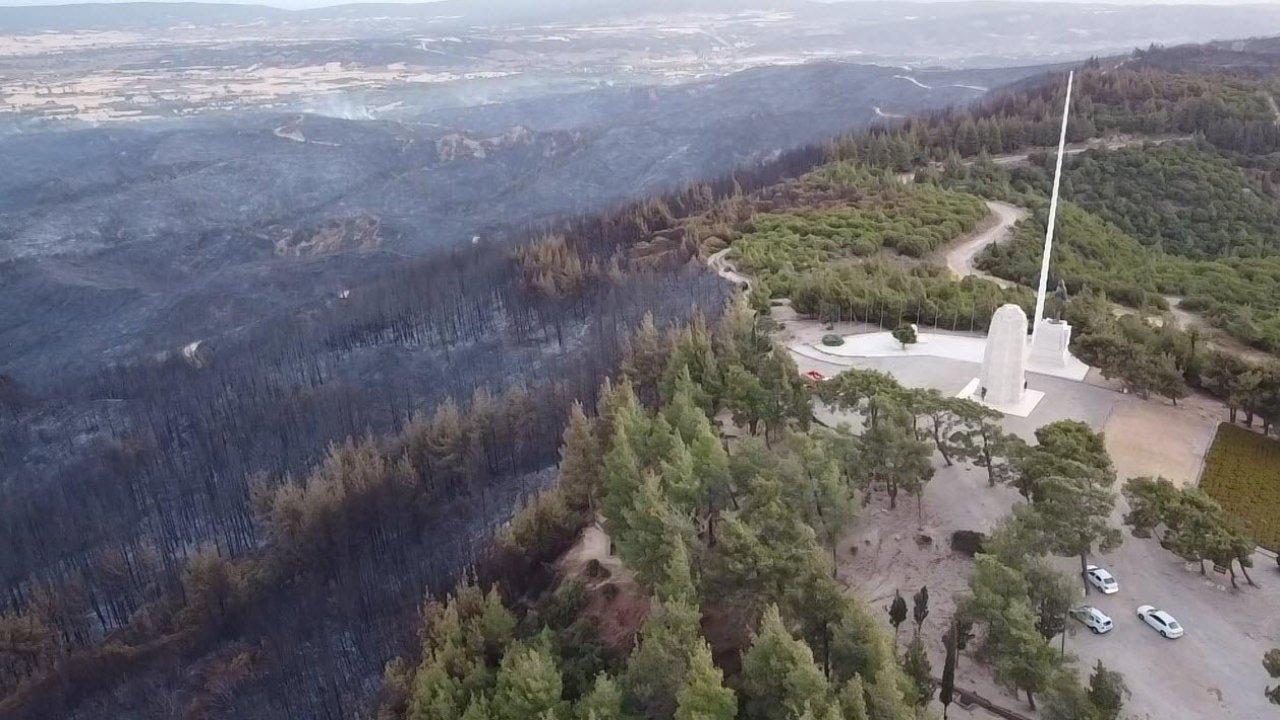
[792,339,1120,441]
[784,321,1280,720]
[808,329,1090,381]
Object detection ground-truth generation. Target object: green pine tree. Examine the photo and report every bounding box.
[560,402,603,514]
[900,634,934,709]
[625,598,702,719]
[674,641,737,720]
[576,673,626,720]
[835,676,870,720]
[740,605,834,720]
[492,642,567,720]
[618,475,694,589]
[460,694,492,720]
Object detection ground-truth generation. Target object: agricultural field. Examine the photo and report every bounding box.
[1200,422,1280,550]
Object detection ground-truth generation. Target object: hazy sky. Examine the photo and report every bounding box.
[0,0,1269,8]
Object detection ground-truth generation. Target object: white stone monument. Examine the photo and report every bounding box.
[980,304,1029,406]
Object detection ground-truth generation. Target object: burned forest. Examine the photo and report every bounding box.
[0,143,825,719]
[13,3,1280,718]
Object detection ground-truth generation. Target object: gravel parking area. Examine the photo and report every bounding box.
[792,332,1280,720]
[1057,534,1279,720]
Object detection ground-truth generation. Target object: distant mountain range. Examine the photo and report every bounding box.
[5,0,1280,66]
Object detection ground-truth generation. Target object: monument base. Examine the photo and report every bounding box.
[1030,319,1072,368]
[958,378,1045,418]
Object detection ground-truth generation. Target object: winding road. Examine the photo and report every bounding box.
[713,133,1192,301]
[942,200,1028,286]
[707,247,752,291]
[709,199,1026,293]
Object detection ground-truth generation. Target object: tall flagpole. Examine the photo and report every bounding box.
[1032,70,1073,338]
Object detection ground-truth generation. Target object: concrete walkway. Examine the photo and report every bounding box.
[808,329,1090,381]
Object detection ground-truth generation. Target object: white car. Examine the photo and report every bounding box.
[1085,565,1119,594]
[1070,605,1114,634]
[1137,605,1184,639]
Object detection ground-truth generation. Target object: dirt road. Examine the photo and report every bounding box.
[942,200,1027,286]
[986,133,1192,167]
[706,247,752,291]
[1157,294,1279,366]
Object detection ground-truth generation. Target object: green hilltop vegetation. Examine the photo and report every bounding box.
[940,140,1280,255]
[923,71,1280,348]
[980,202,1168,309]
[720,57,1280,353]
[789,259,1034,333]
[943,141,1280,352]
[696,52,1280,430]
[1061,143,1280,258]
[727,161,1027,329]
[377,303,1143,720]
[964,150,1280,352]
[695,51,1280,439]
[732,163,987,296]
[729,54,1280,431]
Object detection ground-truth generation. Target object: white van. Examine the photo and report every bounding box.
[1070,605,1114,634]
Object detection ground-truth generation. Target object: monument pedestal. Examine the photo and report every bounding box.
[958,378,1044,418]
[1030,319,1072,368]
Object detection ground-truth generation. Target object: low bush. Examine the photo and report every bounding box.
[585,558,609,579]
[951,530,986,556]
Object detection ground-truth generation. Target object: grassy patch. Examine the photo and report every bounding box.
[1200,422,1280,550]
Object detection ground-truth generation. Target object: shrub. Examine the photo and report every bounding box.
[585,559,609,580]
[951,530,986,556]
[892,324,918,349]
[821,334,845,347]
[791,259,1033,332]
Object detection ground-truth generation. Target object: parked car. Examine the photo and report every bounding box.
[1070,605,1114,634]
[804,370,825,381]
[1086,564,1119,594]
[1137,605,1184,638]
